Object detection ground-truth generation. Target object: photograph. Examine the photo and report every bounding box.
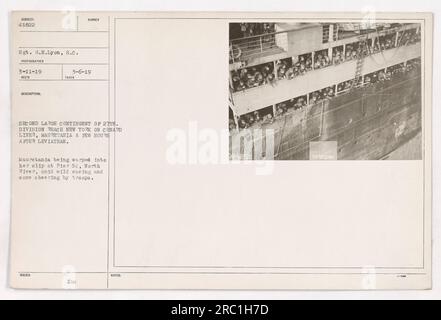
[229,22,422,160]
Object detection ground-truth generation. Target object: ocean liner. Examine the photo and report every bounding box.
[228,22,422,160]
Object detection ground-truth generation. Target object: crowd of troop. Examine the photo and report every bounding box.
[230,62,276,91]
[309,86,336,105]
[231,97,306,130]
[337,57,421,91]
[230,27,421,93]
[344,41,369,61]
[398,29,421,46]
[238,23,276,38]
[274,96,308,117]
[230,57,421,131]
[337,77,363,92]
[230,94,309,130]
[313,49,332,69]
[229,106,276,130]
[331,46,345,64]
[384,58,420,76]
[276,53,314,80]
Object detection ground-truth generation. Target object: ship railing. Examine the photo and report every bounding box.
[229,29,289,63]
[230,36,420,94]
[230,23,419,65]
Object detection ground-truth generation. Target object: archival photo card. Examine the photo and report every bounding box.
[9,11,432,290]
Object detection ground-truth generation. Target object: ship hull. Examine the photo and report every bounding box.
[230,69,422,160]
[270,69,421,160]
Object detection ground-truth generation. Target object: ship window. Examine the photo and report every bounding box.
[276,58,293,80]
[291,53,313,77]
[332,45,344,64]
[259,106,274,118]
[337,80,352,93]
[354,76,363,87]
[332,24,338,41]
[344,42,361,61]
[364,70,383,84]
[397,28,420,46]
[405,58,421,72]
[230,61,275,92]
[238,106,275,129]
[275,95,308,116]
[309,85,335,105]
[275,100,289,117]
[313,49,331,69]
[337,80,349,93]
[322,24,330,43]
[386,63,405,75]
[336,77,362,94]
[292,95,308,110]
[378,33,397,50]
